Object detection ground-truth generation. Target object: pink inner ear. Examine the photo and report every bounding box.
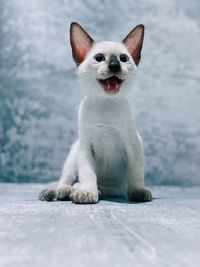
[70,22,94,65]
[122,25,144,65]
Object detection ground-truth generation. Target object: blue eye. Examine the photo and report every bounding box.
[120,54,129,62]
[94,53,105,62]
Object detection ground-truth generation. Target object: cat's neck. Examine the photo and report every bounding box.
[83,95,129,106]
[79,95,132,128]
[80,95,131,120]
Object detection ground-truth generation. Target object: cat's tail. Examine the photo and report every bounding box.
[39,187,56,202]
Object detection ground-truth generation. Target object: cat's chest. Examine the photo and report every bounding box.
[91,124,127,177]
[92,123,126,151]
[79,97,132,159]
[78,97,132,177]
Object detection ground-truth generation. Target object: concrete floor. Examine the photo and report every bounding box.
[0,184,200,267]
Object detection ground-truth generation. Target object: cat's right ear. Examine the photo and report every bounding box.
[70,22,94,66]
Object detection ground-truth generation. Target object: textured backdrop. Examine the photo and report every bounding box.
[0,0,200,184]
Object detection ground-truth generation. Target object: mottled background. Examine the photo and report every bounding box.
[0,0,199,185]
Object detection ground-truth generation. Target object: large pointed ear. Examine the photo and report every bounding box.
[122,25,144,66]
[70,22,94,65]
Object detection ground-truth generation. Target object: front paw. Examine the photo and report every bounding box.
[71,189,99,204]
[128,188,152,202]
[56,185,74,201]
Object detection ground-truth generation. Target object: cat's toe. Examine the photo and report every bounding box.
[128,188,152,202]
[39,188,56,201]
[71,189,99,204]
[56,185,74,201]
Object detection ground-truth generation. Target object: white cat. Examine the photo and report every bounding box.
[39,22,152,204]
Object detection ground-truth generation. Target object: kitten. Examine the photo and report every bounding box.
[39,22,152,204]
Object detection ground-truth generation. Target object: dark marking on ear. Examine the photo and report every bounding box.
[70,22,94,66]
[122,24,144,65]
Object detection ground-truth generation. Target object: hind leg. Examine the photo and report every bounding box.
[39,187,56,201]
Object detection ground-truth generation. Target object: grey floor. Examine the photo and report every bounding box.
[0,184,200,267]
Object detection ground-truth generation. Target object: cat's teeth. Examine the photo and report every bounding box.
[106,80,118,91]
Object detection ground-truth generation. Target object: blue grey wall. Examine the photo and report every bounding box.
[0,0,200,185]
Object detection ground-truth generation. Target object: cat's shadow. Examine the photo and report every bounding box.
[100,197,160,204]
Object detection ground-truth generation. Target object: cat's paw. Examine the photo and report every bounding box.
[39,188,56,201]
[128,188,152,202]
[56,185,74,201]
[71,189,99,204]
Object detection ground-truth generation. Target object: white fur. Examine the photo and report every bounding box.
[57,41,152,203]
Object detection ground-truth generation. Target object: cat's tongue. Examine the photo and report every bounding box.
[99,76,122,93]
[106,78,119,92]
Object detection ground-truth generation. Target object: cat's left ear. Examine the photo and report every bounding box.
[122,25,144,66]
[70,22,94,65]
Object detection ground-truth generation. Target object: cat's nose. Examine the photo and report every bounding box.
[108,56,121,72]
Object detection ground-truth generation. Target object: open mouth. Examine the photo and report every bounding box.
[98,76,123,94]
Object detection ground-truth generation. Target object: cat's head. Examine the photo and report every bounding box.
[70,22,144,97]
